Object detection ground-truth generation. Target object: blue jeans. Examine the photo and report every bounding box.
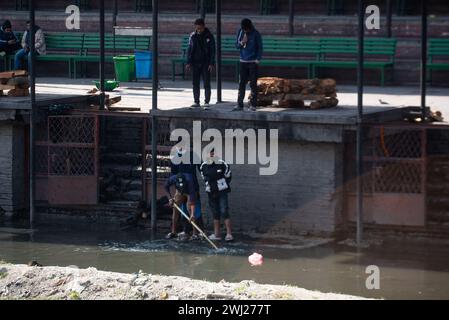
[14,48,35,71]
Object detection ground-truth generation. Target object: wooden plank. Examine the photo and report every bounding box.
[0,70,28,79]
[0,84,16,90]
[107,106,141,112]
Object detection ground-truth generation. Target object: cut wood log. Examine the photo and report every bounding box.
[0,84,16,90]
[87,88,99,94]
[107,106,141,112]
[0,70,28,79]
[429,110,444,122]
[7,76,30,89]
[256,77,338,109]
[7,88,29,97]
[106,96,122,106]
[278,99,305,108]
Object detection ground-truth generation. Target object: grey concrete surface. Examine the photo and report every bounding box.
[33,78,449,119]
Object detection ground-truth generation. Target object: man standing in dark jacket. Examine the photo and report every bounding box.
[186,18,216,109]
[234,18,263,112]
[0,20,21,56]
[200,149,233,242]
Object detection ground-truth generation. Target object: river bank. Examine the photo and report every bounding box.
[0,263,366,300]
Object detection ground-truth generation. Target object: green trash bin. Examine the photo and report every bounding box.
[113,55,135,82]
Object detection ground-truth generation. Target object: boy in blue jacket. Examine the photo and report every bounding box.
[0,20,21,56]
[234,18,263,112]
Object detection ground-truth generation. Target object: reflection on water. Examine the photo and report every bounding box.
[1,223,449,299]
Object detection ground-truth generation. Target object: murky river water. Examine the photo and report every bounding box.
[1,222,448,299]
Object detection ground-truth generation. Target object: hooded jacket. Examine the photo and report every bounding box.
[0,26,19,51]
[186,27,216,66]
[199,159,232,195]
[235,27,263,62]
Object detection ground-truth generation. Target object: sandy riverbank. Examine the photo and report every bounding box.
[0,263,366,300]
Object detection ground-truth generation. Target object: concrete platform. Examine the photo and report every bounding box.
[30,78,449,115]
[0,93,94,111]
[152,102,410,126]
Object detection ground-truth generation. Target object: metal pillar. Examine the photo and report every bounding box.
[99,0,105,110]
[356,0,365,246]
[216,0,222,103]
[386,0,392,38]
[200,0,206,19]
[420,0,427,121]
[151,0,159,231]
[288,0,295,36]
[29,0,36,227]
[113,0,118,56]
[113,0,118,26]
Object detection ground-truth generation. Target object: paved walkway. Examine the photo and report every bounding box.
[36,77,449,118]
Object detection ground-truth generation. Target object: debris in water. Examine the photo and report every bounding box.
[248,253,263,266]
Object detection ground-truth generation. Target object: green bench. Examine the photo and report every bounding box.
[171,36,321,81]
[259,37,321,78]
[428,38,449,84]
[36,33,84,78]
[173,36,397,85]
[312,37,397,86]
[171,35,239,81]
[73,33,151,78]
[4,32,150,78]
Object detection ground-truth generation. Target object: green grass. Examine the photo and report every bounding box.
[234,285,247,295]
[273,291,294,300]
[0,271,8,279]
[68,291,81,300]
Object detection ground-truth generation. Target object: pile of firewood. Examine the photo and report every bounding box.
[255,77,338,109]
[0,70,30,97]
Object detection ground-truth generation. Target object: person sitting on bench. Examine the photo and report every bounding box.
[0,20,21,57]
[14,20,46,71]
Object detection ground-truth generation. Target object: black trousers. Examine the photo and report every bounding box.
[192,63,211,104]
[238,62,258,107]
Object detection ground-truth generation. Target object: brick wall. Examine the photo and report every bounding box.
[1,1,448,15]
[0,123,15,216]
[169,116,346,236]
[104,117,143,153]
[0,122,27,217]
[226,140,343,236]
[1,9,448,85]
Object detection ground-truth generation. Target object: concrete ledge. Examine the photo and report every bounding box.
[152,103,408,125]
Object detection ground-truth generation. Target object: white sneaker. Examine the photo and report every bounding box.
[225,234,234,242]
[202,103,210,110]
[177,232,188,240]
[209,234,221,241]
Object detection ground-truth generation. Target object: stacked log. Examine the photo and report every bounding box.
[254,77,338,109]
[0,70,30,97]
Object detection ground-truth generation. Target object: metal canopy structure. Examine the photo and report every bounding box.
[27,1,431,244]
